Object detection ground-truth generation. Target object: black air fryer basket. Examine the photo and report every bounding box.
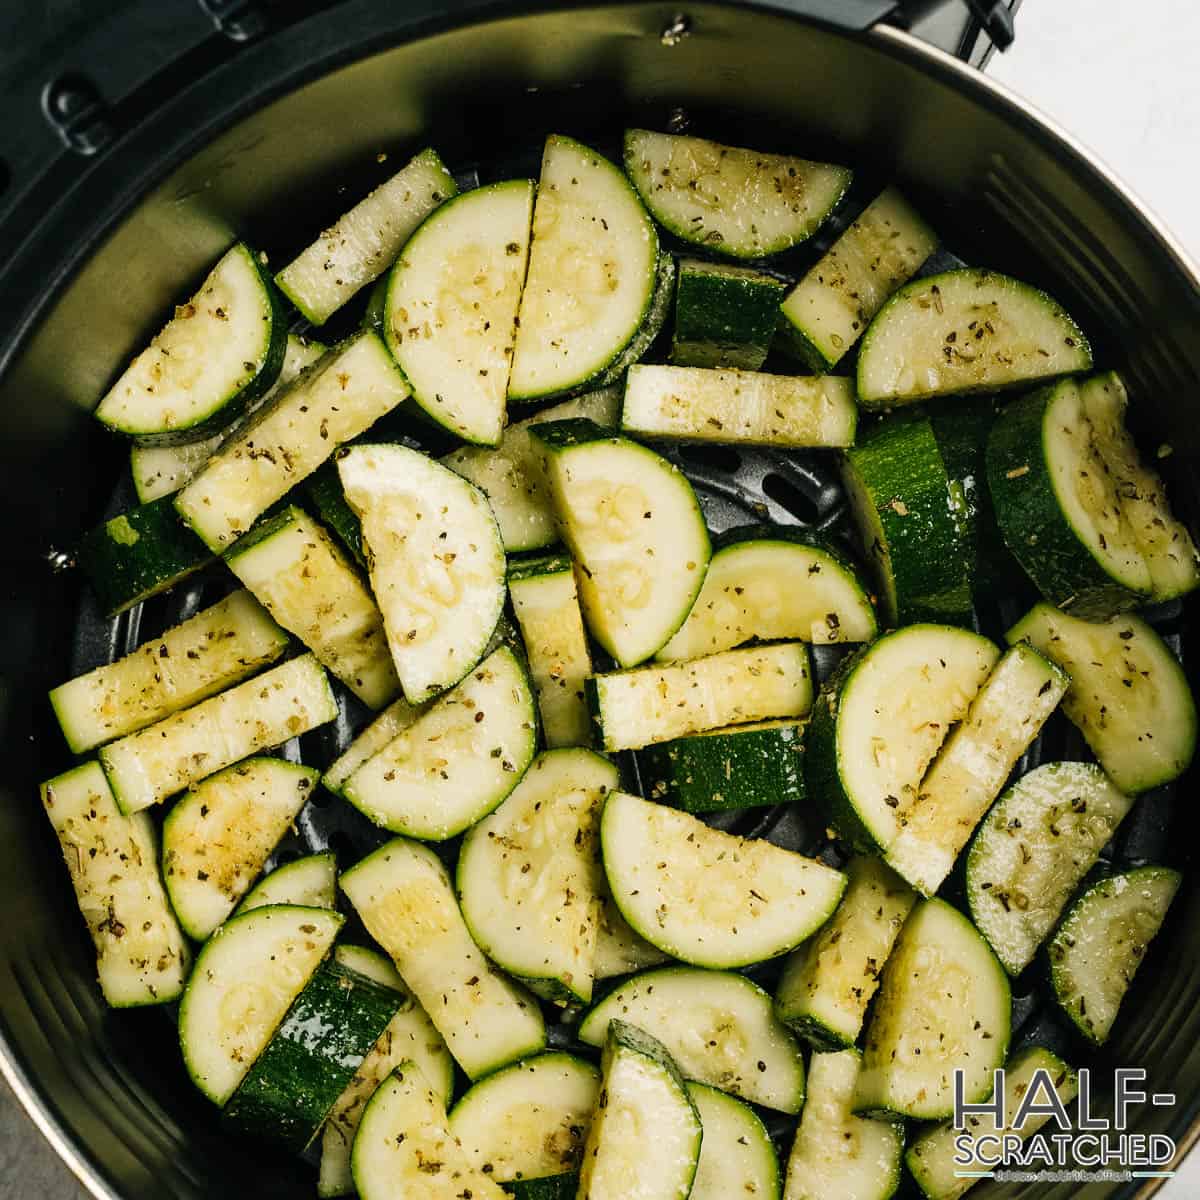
[1,1,1198,1197]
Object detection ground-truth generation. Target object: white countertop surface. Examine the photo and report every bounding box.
[1,2,1197,1198]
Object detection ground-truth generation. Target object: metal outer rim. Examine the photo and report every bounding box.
[4,11,1200,1200]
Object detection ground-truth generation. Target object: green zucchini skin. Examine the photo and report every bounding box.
[76,496,214,616]
[223,959,402,1153]
[842,415,971,628]
[304,462,366,566]
[670,260,787,370]
[987,385,1148,617]
[502,1176,579,1199]
[637,720,805,813]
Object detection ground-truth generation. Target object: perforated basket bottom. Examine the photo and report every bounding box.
[60,144,1186,1169]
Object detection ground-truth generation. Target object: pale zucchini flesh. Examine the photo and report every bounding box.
[510,136,658,401]
[276,147,457,325]
[575,1021,702,1200]
[624,130,851,259]
[177,904,343,1105]
[1049,866,1180,1045]
[448,1053,601,1184]
[508,557,594,749]
[534,421,711,667]
[966,761,1134,976]
[321,696,427,797]
[687,1082,781,1200]
[338,442,506,702]
[856,269,1092,406]
[578,966,806,1113]
[98,653,337,814]
[175,331,410,550]
[593,898,671,980]
[886,643,1068,897]
[657,533,877,661]
[162,757,319,940]
[774,855,916,1050]
[1008,603,1197,793]
[385,180,534,445]
[600,790,846,969]
[621,364,857,448]
[441,388,620,553]
[341,646,537,840]
[906,1046,1078,1200]
[590,642,813,752]
[780,186,937,371]
[49,588,288,754]
[458,749,618,1004]
[40,762,188,1007]
[351,1063,507,1200]
[784,1050,903,1200]
[238,852,338,914]
[856,899,1010,1120]
[340,837,546,1079]
[225,506,400,708]
[96,243,285,442]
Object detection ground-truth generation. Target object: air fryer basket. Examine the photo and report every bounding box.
[1,5,1198,1199]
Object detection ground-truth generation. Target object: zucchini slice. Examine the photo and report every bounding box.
[779,186,937,372]
[805,624,1000,854]
[575,1021,702,1200]
[886,643,1068,897]
[656,527,877,661]
[458,749,618,1004]
[96,243,287,443]
[600,790,845,969]
[224,957,402,1153]
[76,496,214,617]
[689,1084,780,1200]
[621,364,857,448]
[40,762,188,1008]
[340,646,537,840]
[225,506,400,708]
[178,903,343,1105]
[670,258,788,371]
[624,130,851,259]
[449,1053,601,1186]
[1049,866,1181,1045]
[340,837,546,1079]
[1081,371,1200,601]
[987,379,1151,615]
[321,695,427,798]
[162,757,319,940]
[637,718,806,813]
[966,762,1134,976]
[50,589,287,754]
[304,461,366,566]
[276,147,457,326]
[98,653,337,814]
[587,251,677,389]
[1007,603,1197,793]
[578,966,805,1112]
[842,414,972,627]
[238,851,338,914]
[856,268,1092,407]
[318,945,455,1198]
[338,442,506,702]
[508,554,594,749]
[509,135,659,402]
[907,1045,1078,1200]
[385,180,534,445]
[589,642,812,752]
[774,856,916,1051]
[443,387,620,554]
[130,333,326,502]
[856,899,1010,1120]
[783,1050,903,1200]
[175,331,409,551]
[352,1063,506,1200]
[533,419,711,666]
[594,899,671,980]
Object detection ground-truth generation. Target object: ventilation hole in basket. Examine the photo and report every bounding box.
[676,443,742,476]
[307,786,333,809]
[275,848,300,867]
[760,471,820,524]
[327,831,358,859]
